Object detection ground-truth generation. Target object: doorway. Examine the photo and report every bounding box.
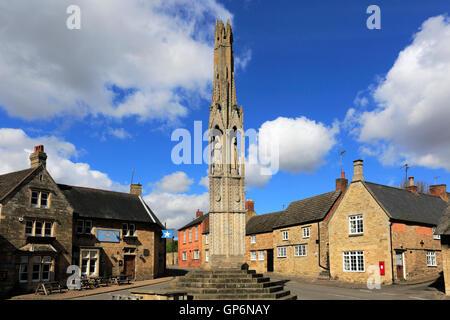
[267,249,274,272]
[123,255,135,279]
[395,251,405,280]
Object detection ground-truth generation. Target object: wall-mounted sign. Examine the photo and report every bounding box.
[97,229,120,243]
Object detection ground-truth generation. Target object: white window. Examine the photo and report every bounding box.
[277,246,287,258]
[195,227,198,241]
[194,250,200,260]
[427,251,437,267]
[349,215,364,235]
[250,251,257,261]
[432,227,441,240]
[294,244,307,257]
[302,227,310,239]
[282,230,289,241]
[122,223,135,237]
[205,250,209,262]
[30,191,50,208]
[251,234,256,244]
[189,229,192,242]
[258,250,265,261]
[182,252,187,261]
[183,231,186,244]
[19,256,28,283]
[343,251,365,272]
[42,256,52,281]
[205,234,209,245]
[80,250,98,276]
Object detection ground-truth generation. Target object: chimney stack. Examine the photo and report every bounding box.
[352,159,364,182]
[245,199,255,212]
[407,176,418,194]
[336,172,348,192]
[196,209,203,218]
[130,183,142,197]
[430,184,448,201]
[30,145,47,169]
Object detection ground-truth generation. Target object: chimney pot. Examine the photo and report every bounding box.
[408,176,415,187]
[352,159,364,182]
[30,145,47,169]
[245,199,255,212]
[196,209,203,218]
[336,174,348,192]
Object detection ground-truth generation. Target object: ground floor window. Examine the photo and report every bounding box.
[205,250,209,262]
[277,246,287,258]
[19,255,53,283]
[426,251,437,267]
[80,249,99,277]
[182,252,187,261]
[258,250,265,261]
[294,244,307,257]
[193,250,200,260]
[250,251,257,261]
[343,251,365,272]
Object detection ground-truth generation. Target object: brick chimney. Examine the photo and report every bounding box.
[352,159,364,182]
[196,209,203,218]
[30,145,47,169]
[430,184,448,201]
[407,176,418,194]
[245,199,255,212]
[130,183,142,196]
[336,172,348,192]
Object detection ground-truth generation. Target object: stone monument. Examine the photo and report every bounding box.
[207,19,246,269]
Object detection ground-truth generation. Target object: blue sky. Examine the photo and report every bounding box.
[0,0,449,229]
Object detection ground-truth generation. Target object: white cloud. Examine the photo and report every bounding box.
[0,0,232,122]
[106,128,132,140]
[347,15,450,170]
[235,49,252,71]
[199,176,209,188]
[153,171,194,193]
[144,171,209,229]
[0,128,127,191]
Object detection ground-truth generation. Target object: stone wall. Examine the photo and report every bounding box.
[246,231,273,274]
[442,236,450,295]
[74,219,165,280]
[272,221,328,278]
[0,167,73,296]
[329,182,394,284]
[391,222,442,282]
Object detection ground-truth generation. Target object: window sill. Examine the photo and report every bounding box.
[349,233,364,237]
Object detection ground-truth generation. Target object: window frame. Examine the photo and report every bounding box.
[250,251,257,261]
[250,234,256,244]
[193,250,200,260]
[258,250,265,261]
[302,226,311,239]
[282,230,289,241]
[30,190,50,208]
[294,244,307,257]
[277,246,287,258]
[343,251,365,272]
[80,249,99,277]
[349,215,364,235]
[426,251,437,267]
[182,251,187,261]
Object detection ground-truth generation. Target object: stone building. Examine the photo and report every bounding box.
[0,145,165,297]
[436,204,450,295]
[328,160,447,285]
[177,210,209,268]
[60,183,165,281]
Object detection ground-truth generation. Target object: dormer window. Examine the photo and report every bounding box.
[31,190,50,208]
[122,223,136,237]
[25,220,53,237]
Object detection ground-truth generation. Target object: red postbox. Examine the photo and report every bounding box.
[379,261,385,275]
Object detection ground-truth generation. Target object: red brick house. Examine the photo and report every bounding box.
[177,210,209,268]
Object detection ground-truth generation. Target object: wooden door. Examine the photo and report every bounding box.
[267,249,274,272]
[395,252,404,280]
[123,255,135,279]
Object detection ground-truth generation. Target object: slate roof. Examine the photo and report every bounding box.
[436,204,450,235]
[58,184,164,228]
[246,211,284,235]
[364,182,447,226]
[179,213,209,231]
[0,168,37,201]
[273,191,342,229]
